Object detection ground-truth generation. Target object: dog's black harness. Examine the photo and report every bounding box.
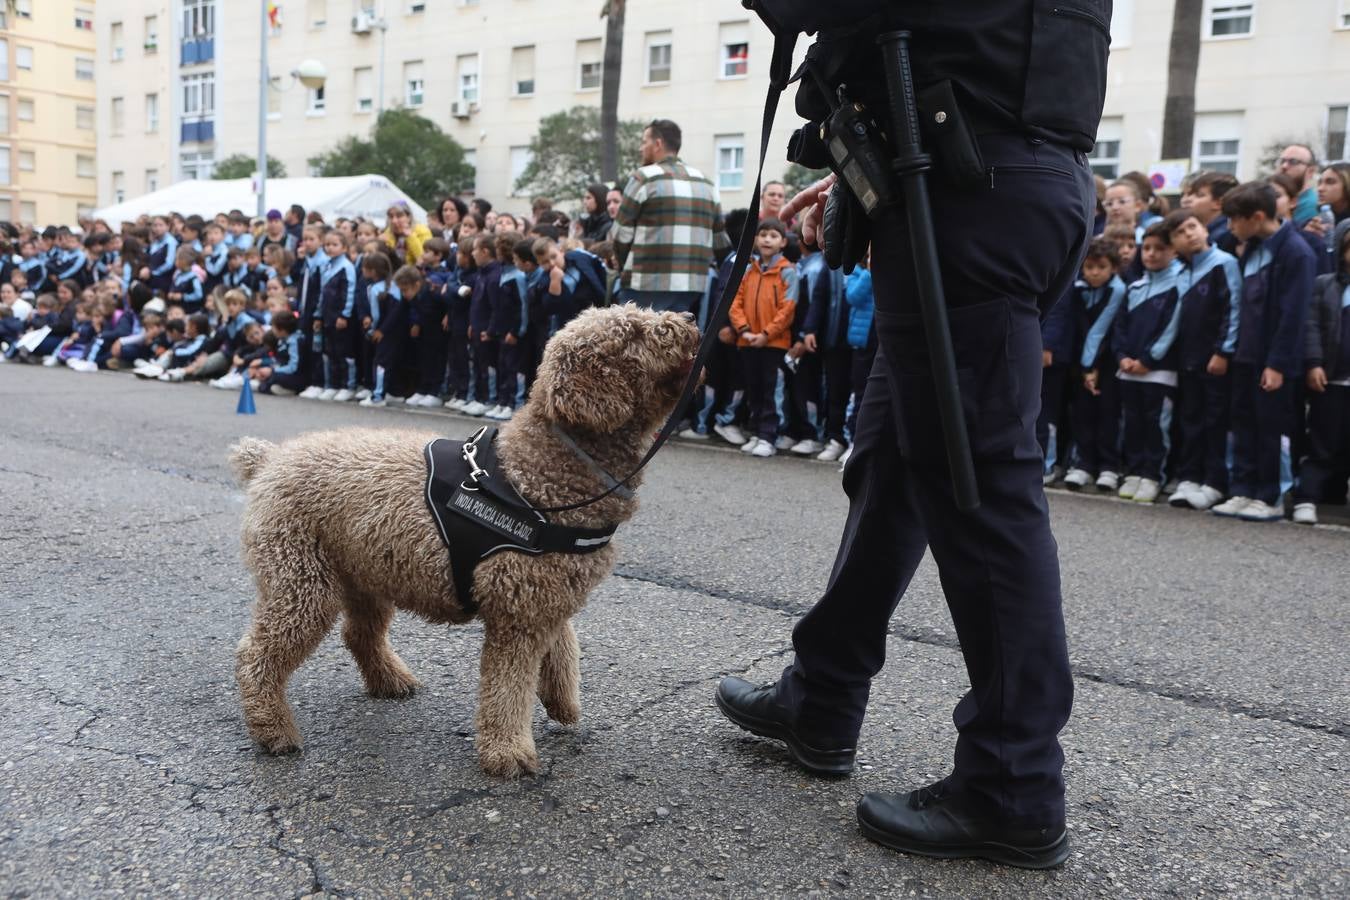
[424,426,618,615]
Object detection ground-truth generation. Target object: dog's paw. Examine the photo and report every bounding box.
[367,672,420,700]
[263,736,302,755]
[478,741,540,778]
[542,698,581,726]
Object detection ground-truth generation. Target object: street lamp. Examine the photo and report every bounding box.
[257,0,327,218]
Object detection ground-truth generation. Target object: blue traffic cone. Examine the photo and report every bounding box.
[237,376,257,415]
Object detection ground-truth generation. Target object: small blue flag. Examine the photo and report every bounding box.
[237,376,257,415]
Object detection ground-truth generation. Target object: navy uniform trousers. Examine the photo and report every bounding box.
[776,133,1093,827]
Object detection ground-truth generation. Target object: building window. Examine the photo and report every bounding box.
[0,39,6,75]
[1339,0,1350,28]
[18,150,35,173]
[17,98,34,122]
[1090,119,1123,178]
[308,0,327,29]
[111,22,125,61]
[15,0,32,18]
[77,155,96,179]
[0,200,10,222]
[1328,106,1348,161]
[509,146,533,196]
[576,39,602,91]
[75,6,94,30]
[146,93,160,132]
[409,1,426,12]
[457,54,479,104]
[182,0,216,41]
[645,32,672,84]
[716,134,745,190]
[266,77,282,116]
[511,46,535,97]
[1196,139,1240,173]
[145,168,159,192]
[1194,112,1244,174]
[0,95,9,133]
[144,15,159,53]
[17,46,33,71]
[182,72,216,118]
[0,149,9,186]
[180,151,215,180]
[75,57,95,80]
[461,148,477,193]
[354,66,373,112]
[719,22,749,78]
[20,201,36,224]
[1206,2,1253,38]
[308,85,326,114]
[76,104,94,131]
[404,60,424,107]
[111,97,125,135]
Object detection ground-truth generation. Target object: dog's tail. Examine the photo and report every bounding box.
[229,437,275,484]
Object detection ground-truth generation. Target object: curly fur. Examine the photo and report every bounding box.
[232,305,699,776]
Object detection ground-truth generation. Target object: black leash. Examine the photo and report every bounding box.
[529,29,798,515]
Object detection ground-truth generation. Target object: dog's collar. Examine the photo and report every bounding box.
[548,424,635,502]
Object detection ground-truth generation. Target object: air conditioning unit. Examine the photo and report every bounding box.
[351,10,374,34]
[451,100,473,119]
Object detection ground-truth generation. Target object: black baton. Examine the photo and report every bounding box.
[877,30,980,511]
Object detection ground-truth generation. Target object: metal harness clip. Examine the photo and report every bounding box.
[460,426,491,488]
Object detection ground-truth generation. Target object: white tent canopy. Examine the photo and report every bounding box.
[93,175,427,229]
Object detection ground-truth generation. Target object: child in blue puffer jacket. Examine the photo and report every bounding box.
[843,261,875,457]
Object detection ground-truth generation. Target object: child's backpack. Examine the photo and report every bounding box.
[564,249,609,310]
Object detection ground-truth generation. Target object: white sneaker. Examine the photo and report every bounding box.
[299,385,324,399]
[359,397,387,408]
[1168,481,1200,507]
[740,437,762,454]
[42,354,61,367]
[317,388,338,401]
[462,400,489,416]
[66,359,97,373]
[132,357,152,370]
[1133,478,1160,504]
[790,439,825,456]
[1237,499,1283,522]
[838,444,852,471]
[249,379,262,390]
[774,435,796,451]
[332,388,355,402]
[1096,470,1120,492]
[713,423,748,446]
[135,364,164,379]
[386,394,406,405]
[497,406,514,421]
[444,397,468,411]
[417,394,444,407]
[751,439,777,458]
[1292,502,1318,525]
[1186,485,1225,511]
[269,384,296,396]
[1212,496,1252,518]
[353,387,372,401]
[1118,475,1141,500]
[1061,468,1090,489]
[816,439,847,462]
[678,427,709,440]
[405,393,427,406]
[482,405,504,420]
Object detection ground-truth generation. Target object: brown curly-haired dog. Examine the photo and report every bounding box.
[231,304,699,776]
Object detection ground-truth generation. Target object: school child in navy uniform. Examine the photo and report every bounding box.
[465,234,502,418]
[357,257,407,407]
[154,312,211,380]
[1209,182,1317,521]
[17,238,50,295]
[801,263,851,461]
[1292,227,1350,525]
[203,223,230,292]
[443,242,477,411]
[1160,209,1243,511]
[241,247,275,297]
[512,240,547,394]
[317,229,358,401]
[402,249,450,409]
[295,226,329,398]
[166,248,204,314]
[147,216,179,295]
[257,311,306,395]
[1110,221,1182,504]
[1064,242,1129,491]
[488,233,528,421]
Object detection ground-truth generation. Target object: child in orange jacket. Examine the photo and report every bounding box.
[729,219,798,457]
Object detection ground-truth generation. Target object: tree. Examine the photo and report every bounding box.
[514,106,643,200]
[599,0,626,182]
[1159,0,1203,160]
[213,153,286,180]
[782,163,830,196]
[308,108,474,210]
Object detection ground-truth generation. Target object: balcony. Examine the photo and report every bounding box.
[181,37,215,66]
[181,119,215,143]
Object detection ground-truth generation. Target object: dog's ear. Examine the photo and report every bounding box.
[537,315,638,432]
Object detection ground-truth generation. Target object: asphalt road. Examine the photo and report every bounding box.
[1,363,1346,898]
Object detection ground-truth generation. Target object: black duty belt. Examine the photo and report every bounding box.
[423,426,617,615]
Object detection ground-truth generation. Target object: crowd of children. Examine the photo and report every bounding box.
[1038,166,1350,525]
[3,161,1348,525]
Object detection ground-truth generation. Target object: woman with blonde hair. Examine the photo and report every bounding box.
[381,202,433,267]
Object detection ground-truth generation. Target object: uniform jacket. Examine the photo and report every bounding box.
[1176,246,1241,371]
[319,255,357,325]
[492,264,528,338]
[1304,270,1350,378]
[470,261,502,336]
[1111,262,1183,371]
[1234,221,1317,376]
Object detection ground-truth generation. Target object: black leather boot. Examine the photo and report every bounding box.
[857,780,1070,869]
[714,676,856,776]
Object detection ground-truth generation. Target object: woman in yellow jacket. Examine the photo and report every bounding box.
[381,203,433,267]
[728,220,798,457]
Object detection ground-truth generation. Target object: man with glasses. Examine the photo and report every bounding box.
[1276,144,1319,226]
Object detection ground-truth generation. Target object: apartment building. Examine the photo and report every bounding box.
[0,0,99,226]
[90,1,1350,216]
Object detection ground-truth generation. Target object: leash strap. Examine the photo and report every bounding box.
[534,28,797,514]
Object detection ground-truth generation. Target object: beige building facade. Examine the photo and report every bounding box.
[92,1,1350,219]
[1,0,100,227]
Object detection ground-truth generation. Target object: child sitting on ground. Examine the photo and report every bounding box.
[256,311,305,395]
